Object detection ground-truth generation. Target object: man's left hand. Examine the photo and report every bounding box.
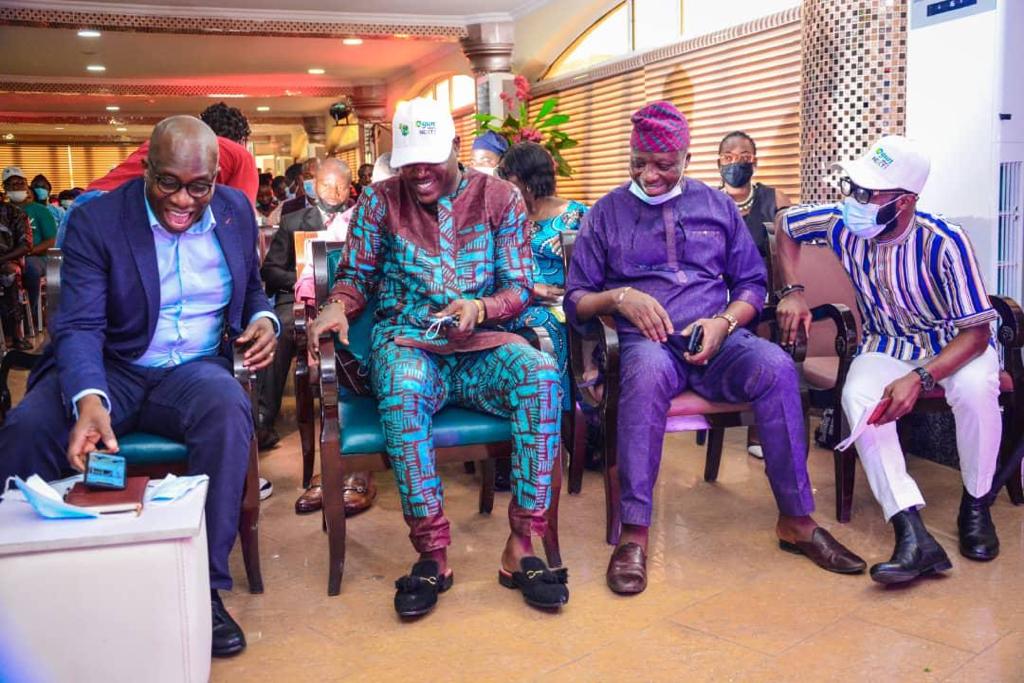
[682,317,730,365]
[236,317,277,370]
[874,372,923,425]
[435,299,481,338]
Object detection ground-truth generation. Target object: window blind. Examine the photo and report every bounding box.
[0,144,136,190]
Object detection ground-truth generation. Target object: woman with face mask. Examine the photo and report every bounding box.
[717,132,792,460]
[717,132,792,260]
[30,174,64,224]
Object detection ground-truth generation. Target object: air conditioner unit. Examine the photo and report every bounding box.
[905,0,1024,299]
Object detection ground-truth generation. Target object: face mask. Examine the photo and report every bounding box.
[285,189,295,200]
[303,179,315,197]
[841,195,903,239]
[3,475,99,519]
[318,197,346,214]
[475,166,496,177]
[6,190,27,203]
[33,187,49,201]
[60,200,72,209]
[629,180,682,206]
[720,162,754,188]
[148,473,209,503]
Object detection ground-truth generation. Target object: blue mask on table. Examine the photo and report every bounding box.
[3,475,98,519]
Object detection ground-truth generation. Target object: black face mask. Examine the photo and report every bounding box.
[318,196,346,214]
[720,162,754,188]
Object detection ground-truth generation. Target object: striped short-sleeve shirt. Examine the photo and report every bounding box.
[782,204,996,360]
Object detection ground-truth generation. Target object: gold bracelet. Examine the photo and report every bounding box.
[714,312,738,335]
[319,296,346,314]
[473,298,486,324]
[615,286,632,308]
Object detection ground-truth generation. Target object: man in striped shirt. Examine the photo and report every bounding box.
[776,135,1000,585]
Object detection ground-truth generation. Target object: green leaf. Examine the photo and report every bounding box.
[557,138,579,150]
[538,113,570,129]
[473,113,498,124]
[502,114,520,130]
[532,98,557,125]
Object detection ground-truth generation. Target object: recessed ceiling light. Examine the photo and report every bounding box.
[207,93,247,99]
[342,38,363,46]
[307,68,325,75]
[393,33,410,39]
[54,126,65,130]
[116,127,128,132]
[2,133,14,141]
[256,106,270,112]
[106,105,120,111]
[86,65,106,72]
[77,29,101,38]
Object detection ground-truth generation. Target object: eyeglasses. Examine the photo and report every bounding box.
[838,177,908,205]
[718,152,755,164]
[148,172,214,199]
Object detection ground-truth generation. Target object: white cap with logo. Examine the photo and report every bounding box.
[832,135,931,194]
[2,166,25,183]
[390,98,457,169]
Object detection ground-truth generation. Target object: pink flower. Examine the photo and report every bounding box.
[514,74,530,101]
[518,126,543,143]
[499,91,514,108]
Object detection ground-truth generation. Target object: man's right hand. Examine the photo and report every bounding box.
[308,302,349,357]
[777,291,812,347]
[67,395,118,472]
[615,287,673,342]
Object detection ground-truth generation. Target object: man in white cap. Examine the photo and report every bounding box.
[308,98,568,616]
[775,135,1001,584]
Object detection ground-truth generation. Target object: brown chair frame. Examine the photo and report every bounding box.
[308,241,563,596]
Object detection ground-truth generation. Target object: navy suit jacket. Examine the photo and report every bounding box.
[30,177,272,412]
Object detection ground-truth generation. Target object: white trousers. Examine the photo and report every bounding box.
[840,347,1001,521]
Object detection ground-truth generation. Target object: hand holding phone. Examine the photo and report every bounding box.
[84,452,127,490]
[867,397,893,426]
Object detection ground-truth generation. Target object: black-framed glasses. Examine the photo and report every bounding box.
[839,176,907,205]
[148,171,214,199]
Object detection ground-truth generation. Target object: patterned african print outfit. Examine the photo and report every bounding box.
[502,199,588,411]
[329,169,561,551]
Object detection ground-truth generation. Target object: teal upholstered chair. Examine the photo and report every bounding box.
[43,248,264,593]
[307,241,563,596]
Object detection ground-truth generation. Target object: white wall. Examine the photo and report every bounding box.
[681,0,800,39]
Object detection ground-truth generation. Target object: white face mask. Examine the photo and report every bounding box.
[6,190,28,203]
[841,196,902,239]
[629,180,682,206]
[60,200,72,209]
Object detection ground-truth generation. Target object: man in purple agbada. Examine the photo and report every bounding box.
[565,101,866,594]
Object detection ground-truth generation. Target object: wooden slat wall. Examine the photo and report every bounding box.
[530,72,646,205]
[532,16,801,205]
[0,144,136,190]
[337,146,359,175]
[453,105,476,165]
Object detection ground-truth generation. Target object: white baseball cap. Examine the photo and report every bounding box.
[390,98,457,169]
[2,166,25,183]
[832,135,930,194]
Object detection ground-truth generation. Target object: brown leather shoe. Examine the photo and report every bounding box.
[342,471,376,516]
[606,542,647,594]
[779,527,866,574]
[294,472,377,516]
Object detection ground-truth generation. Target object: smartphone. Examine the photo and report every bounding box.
[84,452,127,490]
[867,398,893,426]
[665,325,705,363]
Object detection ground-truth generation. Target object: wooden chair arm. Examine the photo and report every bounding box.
[516,325,555,357]
[46,247,63,314]
[293,300,314,380]
[990,295,1024,350]
[566,314,620,412]
[232,344,257,412]
[317,333,339,413]
[760,304,808,363]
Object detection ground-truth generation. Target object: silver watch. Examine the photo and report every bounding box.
[913,367,936,392]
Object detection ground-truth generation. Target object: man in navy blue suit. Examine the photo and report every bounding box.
[0,116,277,657]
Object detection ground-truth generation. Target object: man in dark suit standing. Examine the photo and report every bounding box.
[0,116,277,657]
[258,158,377,516]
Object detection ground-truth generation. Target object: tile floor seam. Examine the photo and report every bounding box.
[851,606,1008,656]
[936,630,1018,682]
[846,615,979,656]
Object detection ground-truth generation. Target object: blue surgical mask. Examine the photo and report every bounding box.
[841,196,900,239]
[60,200,72,209]
[303,179,315,197]
[148,473,209,502]
[33,187,49,201]
[3,475,99,519]
[629,180,682,206]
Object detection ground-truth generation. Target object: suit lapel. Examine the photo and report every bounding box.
[122,180,160,339]
[212,193,245,329]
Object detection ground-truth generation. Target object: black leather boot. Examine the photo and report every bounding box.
[870,508,952,585]
[958,488,999,561]
[211,590,246,657]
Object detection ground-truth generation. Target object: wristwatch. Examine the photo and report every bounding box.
[913,367,936,392]
[714,311,739,335]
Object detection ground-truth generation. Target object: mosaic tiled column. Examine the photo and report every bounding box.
[799,0,908,203]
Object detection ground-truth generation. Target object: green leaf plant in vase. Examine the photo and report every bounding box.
[473,75,578,178]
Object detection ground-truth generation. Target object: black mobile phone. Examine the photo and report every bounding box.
[665,324,704,363]
[84,452,127,490]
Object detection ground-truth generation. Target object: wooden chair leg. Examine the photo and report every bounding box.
[695,429,707,446]
[478,456,496,514]
[322,425,346,596]
[568,406,585,494]
[238,437,264,594]
[295,372,316,489]
[542,448,563,568]
[834,448,856,523]
[463,461,476,474]
[604,423,621,546]
[704,428,724,483]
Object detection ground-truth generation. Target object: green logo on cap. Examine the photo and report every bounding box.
[399,123,410,136]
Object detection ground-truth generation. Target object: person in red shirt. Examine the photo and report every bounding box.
[88,102,258,205]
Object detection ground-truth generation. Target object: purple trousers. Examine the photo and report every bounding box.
[617,329,815,527]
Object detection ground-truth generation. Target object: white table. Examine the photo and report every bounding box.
[0,479,212,683]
